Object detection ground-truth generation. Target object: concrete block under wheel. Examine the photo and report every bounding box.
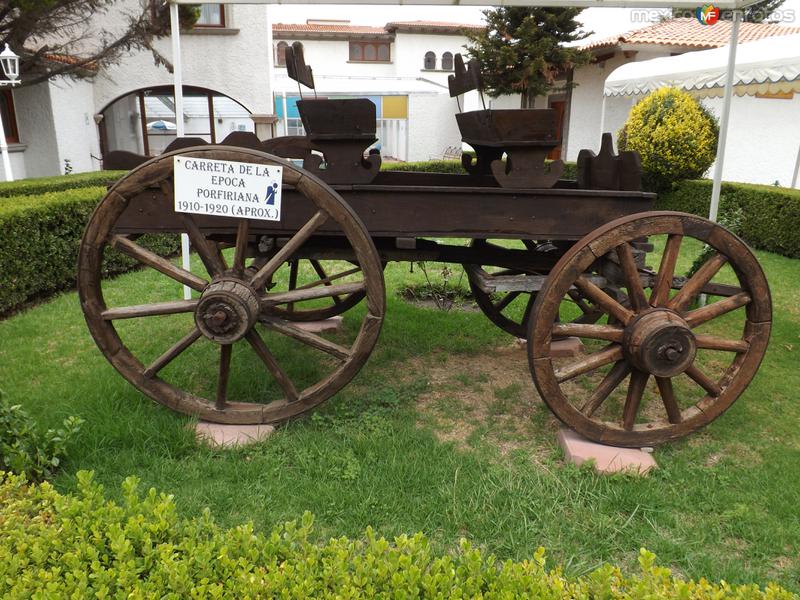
[515,336,585,358]
[195,422,275,447]
[558,428,657,475]
[292,316,343,333]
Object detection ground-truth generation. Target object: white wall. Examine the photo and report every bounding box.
[11,84,60,178]
[407,93,461,161]
[701,93,800,186]
[565,49,669,161]
[48,78,102,174]
[94,3,272,117]
[273,31,471,84]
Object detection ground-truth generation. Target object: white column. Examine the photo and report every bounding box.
[791,142,800,189]
[170,1,191,300]
[282,91,289,136]
[599,95,607,140]
[708,11,741,222]
[0,104,13,182]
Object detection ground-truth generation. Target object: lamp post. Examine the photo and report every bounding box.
[0,43,20,182]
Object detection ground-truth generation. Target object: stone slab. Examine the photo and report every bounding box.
[195,422,275,448]
[292,316,343,333]
[558,428,657,475]
[515,336,585,358]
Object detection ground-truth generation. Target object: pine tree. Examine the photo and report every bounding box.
[464,7,592,108]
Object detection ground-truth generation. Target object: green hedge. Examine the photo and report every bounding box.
[383,159,578,180]
[657,180,800,258]
[0,187,178,316]
[0,171,128,199]
[0,471,793,599]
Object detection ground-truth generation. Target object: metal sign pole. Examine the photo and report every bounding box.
[708,10,741,222]
[170,1,192,301]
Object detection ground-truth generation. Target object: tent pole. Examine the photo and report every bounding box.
[792,143,800,189]
[708,10,740,222]
[599,95,607,139]
[170,1,191,301]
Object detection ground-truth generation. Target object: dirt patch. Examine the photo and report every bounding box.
[408,342,560,460]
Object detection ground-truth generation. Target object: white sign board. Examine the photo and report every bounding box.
[174,156,283,221]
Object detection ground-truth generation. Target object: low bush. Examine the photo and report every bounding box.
[657,180,800,258]
[0,471,792,598]
[0,187,179,315]
[619,88,718,191]
[0,394,83,482]
[0,170,127,199]
[383,159,578,179]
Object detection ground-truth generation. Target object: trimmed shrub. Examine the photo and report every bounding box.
[0,187,179,315]
[0,471,794,598]
[0,394,83,482]
[657,180,800,258]
[0,170,127,199]
[619,88,718,191]
[383,159,578,180]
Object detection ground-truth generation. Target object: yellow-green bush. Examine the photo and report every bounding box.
[619,88,718,190]
[0,471,794,598]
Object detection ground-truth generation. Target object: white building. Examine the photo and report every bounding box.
[2,11,482,179]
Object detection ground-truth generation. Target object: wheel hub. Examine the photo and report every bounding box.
[195,279,260,344]
[623,309,696,377]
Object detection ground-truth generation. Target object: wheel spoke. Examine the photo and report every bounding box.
[616,243,648,312]
[297,265,361,291]
[521,292,537,328]
[310,260,343,304]
[695,334,749,353]
[232,219,250,276]
[143,326,202,378]
[110,234,208,292]
[552,323,624,343]
[493,291,521,313]
[260,316,351,361]
[685,292,751,328]
[574,277,634,325]
[262,281,365,308]
[245,330,299,401]
[216,344,232,410]
[623,370,649,431]
[287,260,299,313]
[179,212,227,277]
[650,234,682,307]
[685,364,722,397]
[554,344,624,383]
[102,299,198,320]
[580,360,631,417]
[668,252,727,313]
[655,376,682,424]
[250,210,329,289]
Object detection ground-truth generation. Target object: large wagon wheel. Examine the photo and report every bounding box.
[528,212,771,447]
[78,147,385,424]
[466,239,604,338]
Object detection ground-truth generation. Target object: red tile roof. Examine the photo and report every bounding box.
[385,21,484,32]
[272,20,483,36]
[273,23,387,34]
[583,17,800,51]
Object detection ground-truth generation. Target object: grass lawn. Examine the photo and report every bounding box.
[1,240,799,591]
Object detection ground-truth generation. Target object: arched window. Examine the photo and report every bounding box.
[441,52,453,71]
[424,51,436,70]
[276,41,289,67]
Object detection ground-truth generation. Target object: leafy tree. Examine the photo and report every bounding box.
[1,1,199,88]
[464,7,592,108]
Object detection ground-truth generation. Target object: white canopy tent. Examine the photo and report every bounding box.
[165,0,758,298]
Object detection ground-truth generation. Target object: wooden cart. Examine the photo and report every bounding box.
[83,49,770,447]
